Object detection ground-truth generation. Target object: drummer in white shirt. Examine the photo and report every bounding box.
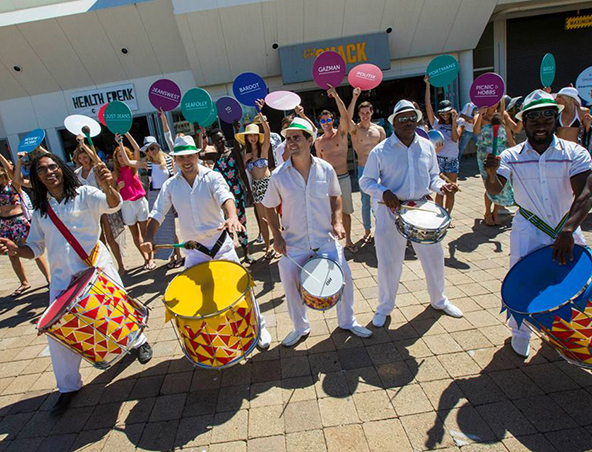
[262,118,372,347]
[140,135,271,349]
[359,100,464,328]
[484,89,592,358]
[0,152,152,416]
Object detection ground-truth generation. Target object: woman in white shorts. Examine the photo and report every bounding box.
[113,138,155,270]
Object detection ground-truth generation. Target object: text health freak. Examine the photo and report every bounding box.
[73,89,134,109]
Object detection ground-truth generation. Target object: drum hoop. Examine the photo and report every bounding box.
[501,245,592,316]
[162,259,253,320]
[397,202,451,230]
[299,256,345,298]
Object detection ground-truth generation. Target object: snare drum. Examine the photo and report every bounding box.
[299,256,345,310]
[163,260,260,370]
[502,245,592,369]
[37,267,148,369]
[395,200,451,244]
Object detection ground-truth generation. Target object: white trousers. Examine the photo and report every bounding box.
[48,249,147,393]
[374,205,450,315]
[278,240,359,335]
[508,218,586,339]
[183,235,265,329]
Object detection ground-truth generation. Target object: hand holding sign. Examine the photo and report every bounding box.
[312,51,346,89]
[470,73,505,108]
[104,101,133,135]
[149,79,181,111]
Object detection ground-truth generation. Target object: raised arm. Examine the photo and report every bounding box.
[346,88,362,133]
[424,75,435,126]
[294,105,317,135]
[450,110,460,142]
[473,107,487,135]
[124,132,142,161]
[0,152,14,180]
[159,109,175,153]
[12,154,24,192]
[255,99,271,158]
[327,84,351,135]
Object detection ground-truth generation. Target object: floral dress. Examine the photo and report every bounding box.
[476,123,514,207]
[214,154,248,248]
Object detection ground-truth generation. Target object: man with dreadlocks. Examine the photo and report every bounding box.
[0,153,153,415]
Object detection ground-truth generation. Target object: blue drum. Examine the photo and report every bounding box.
[502,244,592,368]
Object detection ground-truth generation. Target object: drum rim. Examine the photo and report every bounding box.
[397,200,451,230]
[162,259,253,320]
[501,244,592,316]
[299,255,345,298]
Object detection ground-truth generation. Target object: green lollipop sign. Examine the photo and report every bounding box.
[540,53,556,88]
[426,55,459,94]
[200,103,218,127]
[104,101,133,134]
[181,88,213,124]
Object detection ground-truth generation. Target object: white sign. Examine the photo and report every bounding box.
[576,66,592,104]
[70,83,138,116]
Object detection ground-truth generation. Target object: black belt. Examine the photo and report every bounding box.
[189,230,228,258]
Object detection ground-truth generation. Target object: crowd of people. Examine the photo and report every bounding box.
[0,76,591,416]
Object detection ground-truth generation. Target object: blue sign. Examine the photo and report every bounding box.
[18,129,45,153]
[232,73,267,107]
[279,33,391,85]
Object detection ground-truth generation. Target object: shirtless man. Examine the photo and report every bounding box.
[315,85,357,252]
[347,88,386,243]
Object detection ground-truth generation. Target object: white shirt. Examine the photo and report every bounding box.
[433,118,462,159]
[262,156,341,252]
[497,136,591,230]
[26,186,122,292]
[273,141,287,168]
[74,166,97,188]
[149,164,234,247]
[359,132,445,202]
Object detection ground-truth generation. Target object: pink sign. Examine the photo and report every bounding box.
[470,73,506,108]
[149,79,182,111]
[348,64,383,91]
[265,91,301,111]
[98,103,108,126]
[312,51,346,89]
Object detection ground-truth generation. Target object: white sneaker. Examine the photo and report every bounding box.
[511,336,530,358]
[433,303,464,318]
[258,326,271,349]
[372,313,387,328]
[282,330,307,347]
[348,325,373,338]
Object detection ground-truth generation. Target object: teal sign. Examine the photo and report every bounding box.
[181,88,213,124]
[540,53,556,88]
[201,104,218,127]
[104,101,132,134]
[426,55,459,89]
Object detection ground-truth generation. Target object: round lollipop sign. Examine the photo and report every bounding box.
[18,129,45,153]
[216,97,243,124]
[426,55,459,89]
[104,101,133,135]
[348,63,383,91]
[201,103,218,127]
[576,66,592,105]
[312,51,346,89]
[98,104,108,126]
[540,53,556,88]
[149,79,181,111]
[470,73,506,108]
[232,72,267,107]
[265,91,301,111]
[181,88,213,124]
[64,115,102,137]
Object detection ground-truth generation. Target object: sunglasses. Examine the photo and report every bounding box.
[320,118,333,124]
[523,109,557,121]
[396,115,418,124]
[148,146,159,152]
[36,164,59,176]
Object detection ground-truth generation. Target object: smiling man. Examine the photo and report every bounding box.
[359,100,463,329]
[484,90,592,358]
[141,135,271,349]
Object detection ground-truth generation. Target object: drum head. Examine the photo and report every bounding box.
[399,200,449,229]
[300,257,344,297]
[502,245,592,315]
[38,267,96,330]
[164,260,251,318]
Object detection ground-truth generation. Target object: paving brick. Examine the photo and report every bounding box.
[137,419,179,451]
[248,404,284,438]
[389,383,433,416]
[324,424,369,452]
[502,434,557,452]
[149,393,187,422]
[420,379,468,411]
[117,397,156,425]
[352,389,395,421]
[283,400,322,434]
[363,418,413,452]
[211,410,249,443]
[400,412,456,451]
[456,374,507,405]
[174,414,213,448]
[438,352,482,377]
[318,396,360,426]
[286,430,327,452]
[488,369,543,400]
[248,434,286,452]
[513,396,577,433]
[35,433,77,452]
[550,389,592,426]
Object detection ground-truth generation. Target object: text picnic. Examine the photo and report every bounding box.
[475,84,498,96]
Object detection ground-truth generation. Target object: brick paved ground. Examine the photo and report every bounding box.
[1,159,592,451]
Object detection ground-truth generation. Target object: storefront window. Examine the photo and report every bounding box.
[473,22,494,78]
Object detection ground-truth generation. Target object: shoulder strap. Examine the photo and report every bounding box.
[47,203,98,267]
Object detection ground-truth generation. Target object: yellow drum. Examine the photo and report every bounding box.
[163,260,260,369]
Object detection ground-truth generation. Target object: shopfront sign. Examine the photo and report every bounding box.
[279,33,390,85]
[70,83,138,115]
[565,14,592,30]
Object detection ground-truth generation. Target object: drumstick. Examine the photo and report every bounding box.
[154,243,187,249]
[283,253,323,284]
[439,174,462,192]
[377,202,434,213]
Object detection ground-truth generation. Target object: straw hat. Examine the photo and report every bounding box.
[234,123,264,145]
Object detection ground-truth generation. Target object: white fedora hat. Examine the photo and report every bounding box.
[171,135,199,156]
[515,89,564,121]
[388,100,423,124]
